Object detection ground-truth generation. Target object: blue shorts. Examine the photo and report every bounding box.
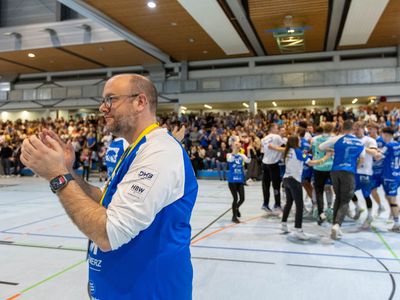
[370,173,383,190]
[383,179,400,197]
[302,167,313,182]
[355,174,372,198]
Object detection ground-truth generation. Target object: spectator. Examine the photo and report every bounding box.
[203,144,217,170]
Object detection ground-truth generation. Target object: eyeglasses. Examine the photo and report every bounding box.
[100,93,140,109]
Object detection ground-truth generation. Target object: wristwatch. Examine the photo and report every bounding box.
[50,174,74,193]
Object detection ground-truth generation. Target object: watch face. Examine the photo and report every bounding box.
[51,176,66,191]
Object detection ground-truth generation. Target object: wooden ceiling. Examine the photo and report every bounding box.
[0,0,400,78]
[83,0,253,61]
[338,0,400,50]
[248,0,329,55]
[63,41,159,66]
[0,41,158,77]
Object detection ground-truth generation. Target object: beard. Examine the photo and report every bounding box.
[105,111,137,138]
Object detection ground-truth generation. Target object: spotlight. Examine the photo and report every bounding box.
[147,1,156,8]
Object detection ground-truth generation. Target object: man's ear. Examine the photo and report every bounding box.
[135,94,149,111]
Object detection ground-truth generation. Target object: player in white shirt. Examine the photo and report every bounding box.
[281,135,331,240]
[261,123,285,212]
[352,122,382,229]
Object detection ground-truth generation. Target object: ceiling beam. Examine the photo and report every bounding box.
[226,0,265,56]
[57,0,171,64]
[326,0,347,51]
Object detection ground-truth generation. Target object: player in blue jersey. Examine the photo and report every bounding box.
[298,128,314,205]
[22,74,198,299]
[227,141,251,223]
[352,122,383,229]
[367,123,386,216]
[281,135,331,240]
[319,120,365,240]
[381,127,400,232]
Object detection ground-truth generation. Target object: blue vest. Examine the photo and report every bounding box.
[332,134,364,174]
[228,154,245,183]
[88,136,198,300]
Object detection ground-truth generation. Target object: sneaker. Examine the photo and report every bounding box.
[389,224,400,233]
[331,224,343,240]
[353,206,364,221]
[376,205,385,217]
[361,216,373,230]
[232,216,240,224]
[318,213,327,226]
[262,205,272,212]
[293,229,310,241]
[281,223,289,234]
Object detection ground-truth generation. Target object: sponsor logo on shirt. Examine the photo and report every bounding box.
[138,171,154,180]
[130,184,146,194]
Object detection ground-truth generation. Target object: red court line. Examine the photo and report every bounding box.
[6,293,21,300]
[191,214,264,245]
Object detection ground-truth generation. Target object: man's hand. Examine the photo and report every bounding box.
[172,125,186,142]
[21,135,69,181]
[40,129,76,172]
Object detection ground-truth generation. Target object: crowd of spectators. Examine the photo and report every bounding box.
[0,105,399,179]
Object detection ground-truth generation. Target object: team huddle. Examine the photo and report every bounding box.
[225,120,399,240]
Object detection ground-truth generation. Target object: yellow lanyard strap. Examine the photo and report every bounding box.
[99,123,159,205]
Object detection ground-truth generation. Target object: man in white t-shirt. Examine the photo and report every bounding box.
[352,122,382,228]
[261,123,285,212]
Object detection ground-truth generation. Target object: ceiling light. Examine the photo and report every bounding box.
[272,101,277,107]
[204,104,212,109]
[147,1,157,8]
[312,100,316,106]
[180,106,187,110]
[177,0,248,55]
[242,102,249,108]
[340,0,389,46]
[188,38,195,43]
[288,29,295,33]
[202,50,208,54]
[28,53,36,58]
[352,98,358,104]
[171,22,177,26]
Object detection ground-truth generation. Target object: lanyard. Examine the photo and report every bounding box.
[99,123,159,206]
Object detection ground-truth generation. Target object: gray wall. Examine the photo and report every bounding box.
[0,0,82,27]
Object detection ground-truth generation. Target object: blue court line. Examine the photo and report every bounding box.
[192,244,400,262]
[0,231,86,240]
[1,213,65,232]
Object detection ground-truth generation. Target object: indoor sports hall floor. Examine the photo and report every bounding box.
[0,177,399,300]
